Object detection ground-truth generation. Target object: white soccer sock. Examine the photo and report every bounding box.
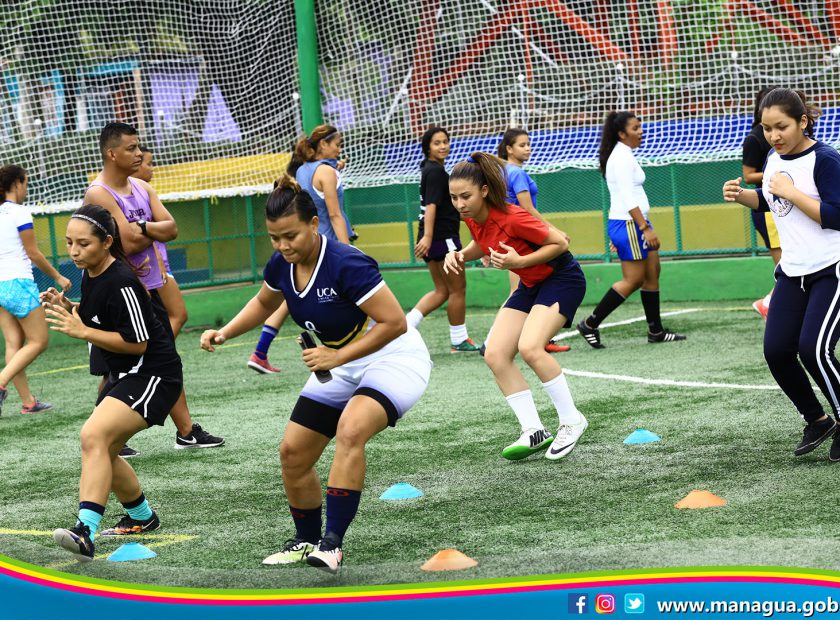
[505,389,544,432]
[542,373,583,425]
[449,323,468,345]
[406,308,424,329]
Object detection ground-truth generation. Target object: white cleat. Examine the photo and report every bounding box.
[262,538,315,565]
[545,414,588,460]
[306,534,343,574]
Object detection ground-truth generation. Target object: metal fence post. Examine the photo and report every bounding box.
[203,198,215,279]
[47,213,59,267]
[670,165,683,254]
[404,185,416,265]
[600,176,611,262]
[245,195,258,281]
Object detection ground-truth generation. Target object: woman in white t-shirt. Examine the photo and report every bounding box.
[0,165,71,415]
[577,111,686,349]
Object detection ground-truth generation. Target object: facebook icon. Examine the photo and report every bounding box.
[568,593,589,614]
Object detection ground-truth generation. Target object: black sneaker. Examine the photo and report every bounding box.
[795,417,837,456]
[175,423,225,449]
[577,320,605,349]
[100,512,161,536]
[648,329,687,343]
[119,445,140,458]
[829,427,840,463]
[53,523,94,562]
[0,386,7,416]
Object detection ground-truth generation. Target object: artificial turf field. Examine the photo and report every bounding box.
[1,298,839,589]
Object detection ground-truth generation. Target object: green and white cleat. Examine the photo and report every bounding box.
[501,428,553,460]
[262,538,316,565]
[451,338,481,353]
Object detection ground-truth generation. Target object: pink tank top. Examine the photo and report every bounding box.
[89,178,164,290]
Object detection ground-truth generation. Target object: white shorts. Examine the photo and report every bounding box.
[299,326,432,420]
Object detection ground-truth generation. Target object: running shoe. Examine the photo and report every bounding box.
[577,320,605,349]
[247,353,281,374]
[100,512,160,536]
[829,427,840,463]
[795,417,836,456]
[262,538,316,565]
[545,414,589,460]
[451,338,481,353]
[647,329,687,343]
[20,398,53,414]
[53,523,94,562]
[119,445,140,458]
[544,340,571,353]
[175,423,225,449]
[501,427,553,460]
[306,532,343,574]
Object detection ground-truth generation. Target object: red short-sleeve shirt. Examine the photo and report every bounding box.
[464,204,553,288]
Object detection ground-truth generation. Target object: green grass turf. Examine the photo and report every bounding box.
[2,298,839,589]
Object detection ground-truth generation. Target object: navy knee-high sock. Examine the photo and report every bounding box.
[325,487,361,545]
[290,505,322,544]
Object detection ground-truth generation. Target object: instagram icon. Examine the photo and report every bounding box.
[596,594,616,614]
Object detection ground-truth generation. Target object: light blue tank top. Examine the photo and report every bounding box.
[296,160,354,242]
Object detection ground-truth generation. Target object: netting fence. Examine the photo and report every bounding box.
[5,1,840,288]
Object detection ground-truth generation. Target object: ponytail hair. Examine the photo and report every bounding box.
[449,152,508,211]
[497,128,529,159]
[294,124,340,163]
[758,87,821,138]
[0,165,27,198]
[70,204,140,274]
[266,173,318,222]
[598,111,637,176]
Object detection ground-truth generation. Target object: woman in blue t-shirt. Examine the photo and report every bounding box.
[202,175,430,575]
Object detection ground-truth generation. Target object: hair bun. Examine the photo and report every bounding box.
[274,172,301,192]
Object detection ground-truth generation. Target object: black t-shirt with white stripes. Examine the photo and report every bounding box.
[79,259,181,378]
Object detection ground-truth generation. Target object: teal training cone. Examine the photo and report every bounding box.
[107,542,157,562]
[379,483,424,500]
[624,429,661,445]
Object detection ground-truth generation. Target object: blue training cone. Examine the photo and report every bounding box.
[379,483,424,501]
[107,542,157,562]
[623,429,661,445]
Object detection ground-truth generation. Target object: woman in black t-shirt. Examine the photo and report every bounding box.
[742,86,782,319]
[42,205,183,562]
[405,127,480,352]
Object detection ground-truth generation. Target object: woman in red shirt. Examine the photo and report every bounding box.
[444,153,588,461]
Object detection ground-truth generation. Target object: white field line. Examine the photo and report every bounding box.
[563,368,781,391]
[553,308,702,340]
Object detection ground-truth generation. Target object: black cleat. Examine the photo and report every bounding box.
[0,386,7,416]
[100,512,160,536]
[795,417,837,456]
[577,320,605,349]
[648,329,687,343]
[829,427,840,463]
[175,423,225,449]
[119,445,140,458]
[53,523,94,562]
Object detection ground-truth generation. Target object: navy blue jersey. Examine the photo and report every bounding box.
[263,236,385,348]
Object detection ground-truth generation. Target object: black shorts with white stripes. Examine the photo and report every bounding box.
[96,373,183,427]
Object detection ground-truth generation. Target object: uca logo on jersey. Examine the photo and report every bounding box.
[316,287,337,303]
[769,171,795,217]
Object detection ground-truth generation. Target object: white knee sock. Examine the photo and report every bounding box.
[505,389,543,432]
[541,373,583,425]
[449,323,468,345]
[406,308,424,329]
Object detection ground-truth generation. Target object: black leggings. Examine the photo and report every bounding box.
[764,261,840,423]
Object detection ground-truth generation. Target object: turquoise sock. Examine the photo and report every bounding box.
[124,493,153,521]
[78,501,105,538]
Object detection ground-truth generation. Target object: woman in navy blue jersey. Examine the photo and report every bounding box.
[43,205,182,561]
[201,175,431,574]
[723,87,840,460]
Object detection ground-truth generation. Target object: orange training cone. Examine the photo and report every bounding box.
[421,549,478,571]
[674,490,727,509]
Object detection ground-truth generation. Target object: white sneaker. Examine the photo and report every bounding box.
[262,538,315,565]
[545,414,588,460]
[306,534,343,574]
[501,427,553,461]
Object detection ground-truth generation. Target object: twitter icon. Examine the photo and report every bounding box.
[625,593,645,614]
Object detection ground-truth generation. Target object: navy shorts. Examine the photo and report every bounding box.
[504,260,587,327]
[424,237,462,263]
[608,218,651,261]
[96,373,183,427]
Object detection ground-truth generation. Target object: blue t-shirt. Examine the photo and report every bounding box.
[296,160,354,242]
[263,236,384,348]
[505,163,538,210]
